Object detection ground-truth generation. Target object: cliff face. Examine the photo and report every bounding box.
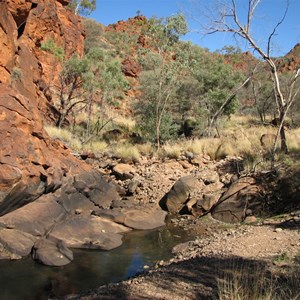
[0,0,90,216]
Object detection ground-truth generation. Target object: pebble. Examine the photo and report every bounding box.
[275,228,283,233]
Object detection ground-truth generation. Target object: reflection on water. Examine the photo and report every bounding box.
[0,225,196,300]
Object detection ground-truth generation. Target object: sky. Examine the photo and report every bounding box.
[89,0,300,57]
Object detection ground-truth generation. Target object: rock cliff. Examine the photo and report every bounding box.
[1,0,85,121]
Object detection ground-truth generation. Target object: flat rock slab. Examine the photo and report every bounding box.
[49,215,131,250]
[96,205,167,230]
[122,206,167,230]
[0,194,66,236]
[0,228,36,257]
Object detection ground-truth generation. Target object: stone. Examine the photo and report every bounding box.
[112,164,135,180]
[197,194,220,212]
[32,237,73,266]
[159,175,203,214]
[211,177,261,223]
[127,180,139,195]
[121,58,141,77]
[244,216,257,224]
[73,170,121,209]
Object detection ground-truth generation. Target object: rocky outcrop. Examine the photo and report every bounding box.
[0,2,152,266]
[0,84,91,216]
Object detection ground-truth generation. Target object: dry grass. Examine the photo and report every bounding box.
[45,115,300,167]
[44,125,82,151]
[159,142,183,159]
[136,142,154,156]
[112,143,141,162]
[218,262,300,300]
[82,141,108,153]
[112,115,136,132]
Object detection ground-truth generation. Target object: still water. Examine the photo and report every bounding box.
[0,225,195,300]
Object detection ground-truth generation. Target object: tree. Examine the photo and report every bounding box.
[136,14,189,148]
[69,0,96,16]
[187,46,245,136]
[199,0,300,155]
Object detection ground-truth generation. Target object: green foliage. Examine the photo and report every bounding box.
[69,0,96,16]
[53,47,127,128]
[136,100,179,143]
[135,14,190,147]
[104,31,139,57]
[191,52,244,121]
[145,14,188,53]
[40,38,65,61]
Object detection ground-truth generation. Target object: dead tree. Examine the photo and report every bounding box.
[200,0,300,158]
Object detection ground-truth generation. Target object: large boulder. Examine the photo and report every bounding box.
[211,177,262,223]
[159,175,203,214]
[32,237,73,266]
[122,206,167,230]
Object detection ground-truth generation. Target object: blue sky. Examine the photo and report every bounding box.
[90,0,300,57]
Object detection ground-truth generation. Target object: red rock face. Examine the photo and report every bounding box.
[0,83,90,215]
[0,1,90,215]
[121,58,141,77]
[3,0,85,119]
[0,1,18,83]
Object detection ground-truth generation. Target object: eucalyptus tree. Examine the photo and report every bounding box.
[190,47,245,136]
[136,14,190,148]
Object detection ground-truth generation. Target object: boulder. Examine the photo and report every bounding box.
[112,164,135,180]
[32,237,73,266]
[49,215,131,250]
[159,175,203,214]
[93,205,167,230]
[211,177,262,223]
